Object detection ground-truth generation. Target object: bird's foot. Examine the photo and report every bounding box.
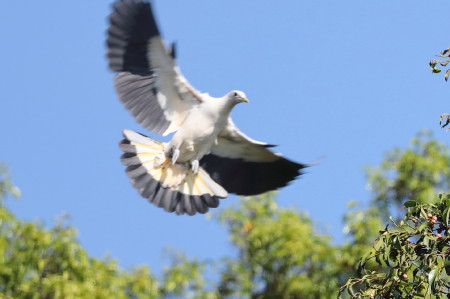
[191,160,199,174]
[154,152,166,167]
[171,148,180,165]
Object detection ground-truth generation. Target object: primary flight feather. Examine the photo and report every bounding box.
[106,0,307,215]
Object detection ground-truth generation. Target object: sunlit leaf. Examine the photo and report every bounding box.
[432,67,442,73]
[444,207,450,226]
[428,268,437,292]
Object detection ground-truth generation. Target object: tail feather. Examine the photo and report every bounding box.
[120,129,228,215]
[192,195,208,214]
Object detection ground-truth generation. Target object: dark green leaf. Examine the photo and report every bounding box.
[445,199,450,207]
[440,114,450,128]
[412,268,419,280]
[393,236,402,250]
[432,67,442,73]
[440,48,450,57]
[445,69,450,81]
[445,207,450,226]
[347,284,356,297]
[404,200,418,208]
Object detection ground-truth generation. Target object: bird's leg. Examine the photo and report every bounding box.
[190,159,199,174]
[153,152,166,167]
[171,148,180,165]
[164,143,181,165]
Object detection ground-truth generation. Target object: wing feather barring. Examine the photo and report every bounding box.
[106,0,307,215]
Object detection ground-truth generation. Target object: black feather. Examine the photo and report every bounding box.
[200,154,306,196]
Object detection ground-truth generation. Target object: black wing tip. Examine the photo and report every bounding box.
[106,0,159,73]
[201,155,308,196]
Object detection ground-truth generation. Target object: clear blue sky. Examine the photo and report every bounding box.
[1,0,449,272]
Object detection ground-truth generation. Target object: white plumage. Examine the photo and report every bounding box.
[107,0,306,215]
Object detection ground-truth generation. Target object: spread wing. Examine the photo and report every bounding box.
[200,120,307,196]
[106,0,203,136]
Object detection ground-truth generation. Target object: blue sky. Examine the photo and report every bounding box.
[1,0,449,272]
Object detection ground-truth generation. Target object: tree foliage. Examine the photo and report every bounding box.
[365,132,450,217]
[429,47,450,82]
[340,195,450,298]
[2,130,450,298]
[216,193,342,298]
[337,49,450,297]
[339,134,450,298]
[0,163,214,299]
[429,47,450,129]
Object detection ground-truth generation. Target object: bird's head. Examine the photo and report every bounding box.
[227,90,249,104]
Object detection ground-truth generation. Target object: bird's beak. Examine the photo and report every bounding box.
[242,98,249,103]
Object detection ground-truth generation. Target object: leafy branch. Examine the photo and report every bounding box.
[339,195,450,298]
[429,47,450,81]
[430,47,450,130]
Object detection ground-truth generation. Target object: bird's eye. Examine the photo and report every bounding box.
[233,92,238,97]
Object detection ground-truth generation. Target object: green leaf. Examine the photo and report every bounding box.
[412,260,426,275]
[440,114,450,128]
[445,69,450,81]
[428,268,437,292]
[375,254,383,266]
[347,284,356,297]
[404,200,418,208]
[445,257,450,268]
[412,268,419,280]
[432,67,442,73]
[392,236,402,250]
[418,222,430,232]
[445,207,450,226]
[440,48,450,57]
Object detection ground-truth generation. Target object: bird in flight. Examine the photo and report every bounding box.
[106,0,307,215]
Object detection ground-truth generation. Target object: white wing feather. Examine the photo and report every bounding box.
[211,119,280,162]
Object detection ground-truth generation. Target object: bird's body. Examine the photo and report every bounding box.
[166,92,242,165]
[106,0,307,215]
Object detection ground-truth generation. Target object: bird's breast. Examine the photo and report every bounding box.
[169,104,230,162]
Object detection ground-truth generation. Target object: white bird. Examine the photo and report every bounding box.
[106,0,306,215]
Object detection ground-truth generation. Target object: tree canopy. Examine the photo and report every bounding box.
[1,131,450,298]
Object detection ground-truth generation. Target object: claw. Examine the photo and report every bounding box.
[171,148,180,165]
[191,160,199,174]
